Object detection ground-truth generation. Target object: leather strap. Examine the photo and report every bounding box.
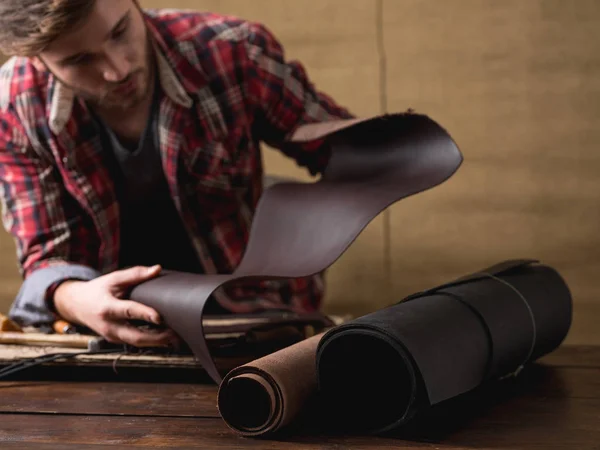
[400,259,540,303]
[130,112,463,384]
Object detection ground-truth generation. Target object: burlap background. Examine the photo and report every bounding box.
[0,0,597,344]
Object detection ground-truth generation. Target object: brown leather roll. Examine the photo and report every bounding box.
[130,112,463,384]
[216,333,323,436]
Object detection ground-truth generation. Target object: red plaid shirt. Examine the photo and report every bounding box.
[0,9,353,317]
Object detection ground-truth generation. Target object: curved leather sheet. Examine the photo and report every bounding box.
[130,112,463,384]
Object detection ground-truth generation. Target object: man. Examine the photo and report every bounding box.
[0,0,353,347]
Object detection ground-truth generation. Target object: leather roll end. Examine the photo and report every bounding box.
[217,372,281,436]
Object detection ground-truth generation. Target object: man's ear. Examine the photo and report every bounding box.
[31,57,46,72]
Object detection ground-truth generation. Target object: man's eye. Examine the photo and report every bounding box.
[112,26,127,40]
[68,54,93,66]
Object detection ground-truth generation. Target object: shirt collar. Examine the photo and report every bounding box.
[48,39,193,135]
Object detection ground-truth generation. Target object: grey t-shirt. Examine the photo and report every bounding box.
[90,81,203,273]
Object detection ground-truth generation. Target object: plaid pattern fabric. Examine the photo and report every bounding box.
[0,9,353,315]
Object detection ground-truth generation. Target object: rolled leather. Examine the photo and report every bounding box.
[217,333,323,436]
[130,112,464,384]
[315,260,573,434]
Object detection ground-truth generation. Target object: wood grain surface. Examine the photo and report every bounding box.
[543,344,600,369]
[0,346,599,449]
[0,382,220,417]
[0,395,598,450]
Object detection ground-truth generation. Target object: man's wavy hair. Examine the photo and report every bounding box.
[0,0,96,57]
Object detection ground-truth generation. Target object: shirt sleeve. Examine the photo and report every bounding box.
[242,21,356,176]
[8,264,101,327]
[0,107,101,326]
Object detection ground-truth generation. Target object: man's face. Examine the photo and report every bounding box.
[39,0,153,111]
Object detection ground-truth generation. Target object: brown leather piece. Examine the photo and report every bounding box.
[129,112,463,384]
[216,333,323,436]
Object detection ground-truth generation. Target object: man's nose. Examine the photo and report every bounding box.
[102,52,131,83]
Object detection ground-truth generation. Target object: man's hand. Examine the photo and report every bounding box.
[53,265,179,348]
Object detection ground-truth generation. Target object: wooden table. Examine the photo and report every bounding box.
[0,345,598,449]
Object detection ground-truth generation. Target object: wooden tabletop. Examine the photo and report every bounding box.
[0,344,598,449]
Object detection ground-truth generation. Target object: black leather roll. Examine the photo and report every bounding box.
[315,260,572,434]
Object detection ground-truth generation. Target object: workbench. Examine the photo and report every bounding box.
[0,344,598,449]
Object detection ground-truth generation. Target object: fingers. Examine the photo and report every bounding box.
[102,299,162,325]
[106,265,162,287]
[104,324,180,348]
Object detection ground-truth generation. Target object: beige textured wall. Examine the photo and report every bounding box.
[383,0,600,346]
[0,0,598,344]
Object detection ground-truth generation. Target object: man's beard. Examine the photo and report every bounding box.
[66,68,149,111]
[42,37,155,112]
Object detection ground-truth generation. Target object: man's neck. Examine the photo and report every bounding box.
[91,57,158,146]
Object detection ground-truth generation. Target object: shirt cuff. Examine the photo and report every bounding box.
[8,264,101,327]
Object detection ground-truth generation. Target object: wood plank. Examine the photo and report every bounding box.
[0,360,597,449]
[0,382,220,418]
[540,345,600,369]
[0,444,138,450]
[508,363,600,400]
[0,415,412,449]
[563,302,600,346]
[396,398,600,449]
[1,390,599,450]
[0,360,598,419]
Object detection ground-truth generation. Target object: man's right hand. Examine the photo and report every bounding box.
[53,265,179,348]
